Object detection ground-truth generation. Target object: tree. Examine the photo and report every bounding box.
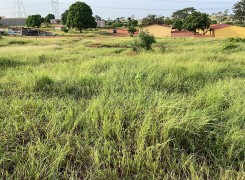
[183,11,211,32]
[66,2,97,33]
[141,14,164,26]
[61,10,69,25]
[211,20,218,24]
[26,15,42,28]
[164,17,173,25]
[172,19,183,30]
[128,19,138,27]
[44,14,55,23]
[128,26,137,35]
[233,0,245,22]
[172,7,196,19]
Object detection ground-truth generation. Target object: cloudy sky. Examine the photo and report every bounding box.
[0,0,238,19]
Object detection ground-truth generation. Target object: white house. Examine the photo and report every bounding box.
[50,19,61,24]
[96,20,106,28]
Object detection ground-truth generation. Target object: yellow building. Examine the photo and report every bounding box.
[202,24,245,38]
[141,25,172,38]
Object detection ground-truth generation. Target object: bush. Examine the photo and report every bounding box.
[128,26,137,35]
[132,31,156,51]
[61,27,69,33]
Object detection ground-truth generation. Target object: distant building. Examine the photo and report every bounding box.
[207,24,245,38]
[50,19,61,24]
[0,18,26,27]
[8,27,31,36]
[54,25,64,30]
[96,20,106,28]
[141,25,172,38]
[8,27,53,36]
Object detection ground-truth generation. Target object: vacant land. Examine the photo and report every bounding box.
[0,34,244,179]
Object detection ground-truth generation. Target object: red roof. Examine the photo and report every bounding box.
[210,24,231,30]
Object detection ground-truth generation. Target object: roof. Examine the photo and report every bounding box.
[210,24,231,30]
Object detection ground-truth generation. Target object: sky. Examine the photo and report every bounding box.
[0,0,238,19]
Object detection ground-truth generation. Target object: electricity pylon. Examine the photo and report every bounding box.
[51,0,59,18]
[13,0,27,18]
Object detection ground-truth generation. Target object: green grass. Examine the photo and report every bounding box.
[0,35,244,179]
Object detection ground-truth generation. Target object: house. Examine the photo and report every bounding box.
[141,25,172,38]
[202,24,245,38]
[0,18,26,27]
[50,19,61,24]
[55,25,64,30]
[96,20,106,28]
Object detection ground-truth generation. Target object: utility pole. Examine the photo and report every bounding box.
[13,0,27,18]
[51,0,59,18]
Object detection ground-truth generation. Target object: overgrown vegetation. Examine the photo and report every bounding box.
[132,31,156,51]
[0,35,244,179]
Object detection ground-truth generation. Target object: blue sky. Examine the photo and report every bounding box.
[0,0,238,19]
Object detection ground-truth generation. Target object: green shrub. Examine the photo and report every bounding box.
[61,27,69,33]
[132,31,156,51]
[128,26,137,35]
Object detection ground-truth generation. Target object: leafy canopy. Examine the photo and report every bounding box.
[233,0,245,22]
[66,2,97,32]
[61,10,69,25]
[172,7,196,19]
[44,14,55,23]
[141,14,165,27]
[25,14,42,28]
[183,11,211,32]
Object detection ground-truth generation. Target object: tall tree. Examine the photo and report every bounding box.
[233,0,245,22]
[44,14,55,23]
[61,10,69,25]
[66,2,97,33]
[183,11,211,32]
[25,15,42,28]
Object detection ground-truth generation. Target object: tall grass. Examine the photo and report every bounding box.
[0,36,244,179]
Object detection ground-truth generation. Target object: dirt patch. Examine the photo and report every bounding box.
[104,29,138,37]
[88,43,129,48]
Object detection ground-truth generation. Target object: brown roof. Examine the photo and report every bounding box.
[210,24,231,30]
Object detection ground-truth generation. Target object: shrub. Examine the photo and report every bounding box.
[61,27,69,33]
[132,31,156,51]
[128,26,137,35]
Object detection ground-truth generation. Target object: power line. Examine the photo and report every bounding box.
[13,0,27,17]
[51,0,59,18]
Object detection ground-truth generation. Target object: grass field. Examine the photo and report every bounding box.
[0,33,245,179]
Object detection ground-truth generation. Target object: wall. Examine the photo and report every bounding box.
[0,18,26,27]
[142,25,171,38]
[215,26,245,38]
[171,31,195,37]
